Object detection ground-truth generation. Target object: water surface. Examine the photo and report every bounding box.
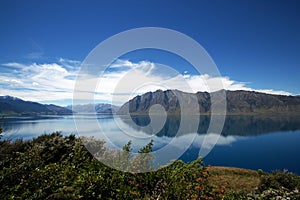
[1,114,300,174]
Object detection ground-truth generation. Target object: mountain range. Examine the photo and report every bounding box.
[0,95,119,115]
[66,104,119,114]
[2,90,300,116]
[117,90,300,115]
[0,96,73,115]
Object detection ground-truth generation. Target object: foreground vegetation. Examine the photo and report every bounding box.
[1,132,300,199]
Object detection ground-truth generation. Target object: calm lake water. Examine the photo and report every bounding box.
[1,114,300,174]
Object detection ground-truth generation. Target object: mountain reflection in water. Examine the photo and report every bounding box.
[120,114,300,137]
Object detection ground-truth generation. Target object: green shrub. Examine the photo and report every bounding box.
[242,170,300,200]
[223,191,248,200]
[0,133,223,199]
[4,132,300,199]
[259,170,300,191]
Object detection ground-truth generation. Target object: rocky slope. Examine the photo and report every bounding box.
[117,90,300,115]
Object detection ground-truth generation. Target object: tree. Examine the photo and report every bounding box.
[0,115,5,139]
[0,123,3,139]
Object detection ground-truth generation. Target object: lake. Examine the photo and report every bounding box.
[1,114,300,174]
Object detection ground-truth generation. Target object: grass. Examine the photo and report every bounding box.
[207,166,260,193]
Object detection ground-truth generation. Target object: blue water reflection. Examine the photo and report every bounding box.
[1,114,300,174]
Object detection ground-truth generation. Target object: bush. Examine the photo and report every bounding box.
[259,170,300,191]
[3,132,299,199]
[0,133,224,199]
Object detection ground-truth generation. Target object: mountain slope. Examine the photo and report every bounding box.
[117,90,300,115]
[225,90,300,113]
[0,96,73,115]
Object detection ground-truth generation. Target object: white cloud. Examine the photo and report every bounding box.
[109,59,154,70]
[92,60,292,104]
[0,59,292,105]
[0,60,79,103]
[161,133,238,150]
[5,79,23,85]
[32,82,39,86]
[2,62,26,69]
[250,89,291,96]
[58,58,81,70]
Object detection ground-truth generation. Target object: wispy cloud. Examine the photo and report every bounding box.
[58,57,81,70]
[24,38,45,60]
[1,59,79,104]
[0,59,292,106]
[2,62,26,69]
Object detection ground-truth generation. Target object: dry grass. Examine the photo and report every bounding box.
[207,166,260,193]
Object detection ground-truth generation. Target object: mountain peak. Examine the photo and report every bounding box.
[0,95,22,101]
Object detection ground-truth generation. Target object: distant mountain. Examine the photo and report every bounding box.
[44,104,73,115]
[117,90,300,115]
[0,96,73,115]
[66,103,119,114]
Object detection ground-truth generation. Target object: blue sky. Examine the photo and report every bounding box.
[0,0,299,105]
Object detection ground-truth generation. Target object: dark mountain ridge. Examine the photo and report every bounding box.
[117,90,300,115]
[0,96,73,115]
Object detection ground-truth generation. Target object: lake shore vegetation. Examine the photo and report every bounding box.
[1,132,299,199]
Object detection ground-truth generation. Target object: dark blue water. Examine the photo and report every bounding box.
[1,114,300,174]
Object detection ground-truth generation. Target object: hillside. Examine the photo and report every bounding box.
[0,96,73,115]
[117,90,300,115]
